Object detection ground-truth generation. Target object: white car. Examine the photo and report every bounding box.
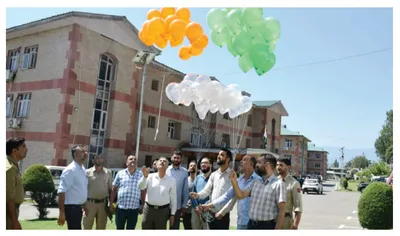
[302,178,323,194]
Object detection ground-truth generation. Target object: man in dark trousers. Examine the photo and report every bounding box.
[57,145,88,230]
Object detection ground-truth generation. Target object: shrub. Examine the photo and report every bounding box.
[360,177,370,183]
[22,164,55,219]
[358,182,393,229]
[343,179,348,189]
[340,177,347,186]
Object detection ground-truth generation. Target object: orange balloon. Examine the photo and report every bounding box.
[170,35,184,47]
[192,34,209,49]
[148,17,167,35]
[165,15,179,30]
[155,36,168,49]
[189,44,203,56]
[160,7,176,19]
[160,31,171,41]
[169,19,187,40]
[138,30,146,43]
[176,8,191,22]
[179,46,191,60]
[147,9,161,20]
[186,22,204,43]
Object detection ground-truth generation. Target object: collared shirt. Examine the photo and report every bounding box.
[166,165,189,209]
[191,173,210,208]
[112,168,143,209]
[6,156,24,204]
[282,175,302,213]
[187,176,196,211]
[198,168,232,213]
[58,161,88,205]
[246,175,286,221]
[213,171,262,225]
[86,167,112,199]
[138,173,177,214]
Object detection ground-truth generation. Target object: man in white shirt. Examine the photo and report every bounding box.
[57,145,88,230]
[190,148,234,229]
[138,157,177,229]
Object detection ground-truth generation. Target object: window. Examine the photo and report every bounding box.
[247,115,252,126]
[151,80,159,91]
[315,163,321,168]
[246,139,251,148]
[7,48,20,71]
[148,116,156,128]
[284,139,293,149]
[221,134,230,148]
[16,93,31,117]
[315,153,321,158]
[22,45,38,69]
[145,155,153,167]
[284,154,292,159]
[89,54,116,159]
[6,94,13,117]
[167,121,181,140]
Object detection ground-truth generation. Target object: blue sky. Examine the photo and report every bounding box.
[6,8,393,158]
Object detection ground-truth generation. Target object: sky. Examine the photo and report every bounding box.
[6,8,393,159]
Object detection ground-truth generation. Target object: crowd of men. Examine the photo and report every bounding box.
[6,137,302,230]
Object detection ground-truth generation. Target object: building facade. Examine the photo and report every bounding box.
[307,143,329,178]
[280,125,311,176]
[6,12,290,171]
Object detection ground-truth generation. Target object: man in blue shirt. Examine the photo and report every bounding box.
[57,145,88,230]
[200,155,261,229]
[166,150,189,229]
[110,155,143,230]
[191,157,212,229]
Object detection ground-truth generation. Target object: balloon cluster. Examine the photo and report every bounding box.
[138,7,209,60]
[165,74,253,120]
[207,8,281,76]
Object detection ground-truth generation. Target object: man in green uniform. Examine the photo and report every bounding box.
[6,137,28,230]
[276,157,303,230]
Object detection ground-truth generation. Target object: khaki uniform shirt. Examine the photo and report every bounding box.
[283,175,303,214]
[6,156,25,229]
[86,167,112,199]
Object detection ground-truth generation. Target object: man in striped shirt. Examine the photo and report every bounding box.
[230,154,287,229]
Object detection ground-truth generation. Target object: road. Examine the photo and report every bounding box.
[19,181,363,230]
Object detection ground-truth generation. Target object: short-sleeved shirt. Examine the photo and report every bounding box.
[112,168,143,210]
[283,175,302,213]
[246,175,286,221]
[86,167,112,199]
[58,161,88,205]
[6,156,24,204]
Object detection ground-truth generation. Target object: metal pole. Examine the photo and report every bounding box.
[135,59,147,160]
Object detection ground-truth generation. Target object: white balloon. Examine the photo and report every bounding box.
[242,96,253,113]
[195,100,210,120]
[183,73,198,82]
[191,82,203,105]
[210,103,219,113]
[195,74,212,85]
[165,83,182,104]
[227,84,242,96]
[229,108,240,119]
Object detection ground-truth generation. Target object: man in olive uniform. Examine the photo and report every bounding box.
[83,154,113,229]
[6,138,28,230]
[276,157,303,230]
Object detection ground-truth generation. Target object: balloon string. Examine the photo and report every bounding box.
[154,73,166,140]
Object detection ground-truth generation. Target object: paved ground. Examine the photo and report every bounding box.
[19,180,363,230]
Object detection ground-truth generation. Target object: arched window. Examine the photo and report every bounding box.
[88,54,117,166]
[271,119,276,153]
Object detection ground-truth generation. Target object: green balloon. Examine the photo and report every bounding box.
[207,8,228,31]
[252,34,267,45]
[232,31,251,56]
[210,27,231,47]
[248,43,270,68]
[226,9,243,35]
[241,8,263,27]
[238,52,253,73]
[259,17,281,42]
[226,39,238,57]
[254,52,276,76]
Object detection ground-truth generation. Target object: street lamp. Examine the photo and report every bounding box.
[132,50,156,161]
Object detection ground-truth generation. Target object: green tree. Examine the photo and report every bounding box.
[348,155,370,169]
[333,159,339,168]
[375,110,393,164]
[368,161,391,177]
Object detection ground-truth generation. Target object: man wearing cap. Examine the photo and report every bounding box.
[276,157,303,229]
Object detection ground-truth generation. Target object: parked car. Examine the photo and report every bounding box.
[358,182,369,192]
[302,178,323,194]
[45,165,66,205]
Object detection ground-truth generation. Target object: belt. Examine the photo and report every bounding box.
[87,198,106,203]
[249,219,276,225]
[146,202,169,210]
[285,212,292,217]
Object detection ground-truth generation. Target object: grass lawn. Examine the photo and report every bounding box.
[20,216,236,230]
[337,180,359,192]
